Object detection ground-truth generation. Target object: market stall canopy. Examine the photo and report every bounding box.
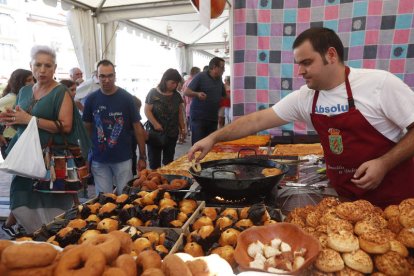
[60,0,231,57]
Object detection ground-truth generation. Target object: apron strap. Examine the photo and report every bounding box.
[311,66,354,114]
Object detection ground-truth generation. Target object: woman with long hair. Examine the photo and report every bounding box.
[144,68,186,169]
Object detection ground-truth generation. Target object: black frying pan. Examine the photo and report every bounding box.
[189,158,289,200]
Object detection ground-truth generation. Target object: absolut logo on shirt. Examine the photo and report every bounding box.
[314,104,349,114]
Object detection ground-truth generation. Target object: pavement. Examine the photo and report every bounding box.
[0,137,192,239]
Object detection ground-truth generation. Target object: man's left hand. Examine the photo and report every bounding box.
[351,159,388,190]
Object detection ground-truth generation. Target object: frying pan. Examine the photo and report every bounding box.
[189,158,289,200]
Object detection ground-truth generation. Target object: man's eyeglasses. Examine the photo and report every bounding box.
[98,74,115,80]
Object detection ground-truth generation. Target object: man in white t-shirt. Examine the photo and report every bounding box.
[188,27,414,208]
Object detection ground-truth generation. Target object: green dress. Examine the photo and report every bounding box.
[8,84,90,214]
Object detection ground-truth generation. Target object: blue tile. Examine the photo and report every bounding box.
[395,14,412,30]
[257,77,269,89]
[353,1,368,17]
[283,9,297,23]
[257,23,271,36]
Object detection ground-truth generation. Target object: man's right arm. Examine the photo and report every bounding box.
[83,122,93,137]
[188,108,288,161]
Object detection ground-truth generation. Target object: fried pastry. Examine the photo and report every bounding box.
[335,202,370,222]
[389,239,409,257]
[341,249,373,274]
[335,266,365,276]
[383,204,400,219]
[374,251,410,276]
[327,230,359,252]
[397,227,414,248]
[398,207,414,228]
[358,230,391,254]
[314,248,344,273]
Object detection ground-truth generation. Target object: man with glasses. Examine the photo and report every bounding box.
[184,57,227,145]
[82,59,147,195]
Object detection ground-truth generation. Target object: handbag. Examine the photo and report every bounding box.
[33,121,89,193]
[144,120,168,147]
[0,116,47,178]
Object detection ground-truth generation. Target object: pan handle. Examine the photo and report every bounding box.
[212,169,238,180]
[237,148,258,158]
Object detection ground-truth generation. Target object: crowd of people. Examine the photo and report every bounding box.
[0,44,230,236]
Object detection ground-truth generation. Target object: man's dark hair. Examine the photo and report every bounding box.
[292,27,344,64]
[208,57,225,70]
[158,68,182,92]
[96,59,115,70]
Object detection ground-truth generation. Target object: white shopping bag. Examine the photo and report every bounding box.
[0,116,47,178]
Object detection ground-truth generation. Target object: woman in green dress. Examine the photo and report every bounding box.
[0,45,90,234]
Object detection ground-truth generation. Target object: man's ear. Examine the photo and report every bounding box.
[326,47,338,64]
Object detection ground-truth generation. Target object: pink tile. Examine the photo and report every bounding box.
[324,6,339,20]
[256,90,269,102]
[393,30,410,44]
[233,89,245,104]
[234,9,246,23]
[258,10,271,23]
[233,63,245,77]
[258,37,270,49]
[234,36,246,50]
[390,60,405,74]
[398,0,414,13]
[365,30,379,45]
[257,63,269,76]
[368,0,382,15]
[297,8,310,23]
[363,60,376,69]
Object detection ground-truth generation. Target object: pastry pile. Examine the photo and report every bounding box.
[285,197,414,274]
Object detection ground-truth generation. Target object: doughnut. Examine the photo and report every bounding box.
[141,268,165,276]
[162,254,192,276]
[191,160,202,172]
[0,240,13,256]
[1,243,58,269]
[113,254,137,276]
[136,250,162,271]
[169,179,187,190]
[108,230,133,254]
[55,245,106,276]
[84,234,121,264]
[3,261,57,276]
[374,251,410,276]
[102,267,127,276]
[342,249,373,274]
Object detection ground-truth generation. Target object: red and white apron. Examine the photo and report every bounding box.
[310,67,414,208]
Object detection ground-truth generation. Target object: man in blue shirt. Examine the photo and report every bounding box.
[184,57,226,145]
[83,60,147,194]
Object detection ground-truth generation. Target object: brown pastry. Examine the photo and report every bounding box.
[383,204,400,219]
[335,266,365,276]
[66,218,86,229]
[78,229,101,244]
[314,248,344,273]
[99,202,118,215]
[197,225,215,239]
[203,207,218,221]
[374,251,410,276]
[335,201,371,222]
[192,216,213,231]
[97,218,119,232]
[220,208,238,221]
[177,212,188,223]
[386,215,403,234]
[127,217,144,227]
[85,214,101,223]
[359,230,391,254]
[183,242,204,257]
[133,237,152,254]
[397,227,414,248]
[327,230,359,252]
[162,254,192,276]
[210,245,236,267]
[389,239,409,257]
[341,249,373,274]
[215,216,233,230]
[218,228,240,247]
[142,231,160,245]
[116,194,129,204]
[398,206,414,228]
[239,207,250,220]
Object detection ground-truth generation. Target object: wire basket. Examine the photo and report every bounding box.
[277,185,325,215]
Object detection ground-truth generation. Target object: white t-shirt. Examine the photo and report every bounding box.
[273,67,414,143]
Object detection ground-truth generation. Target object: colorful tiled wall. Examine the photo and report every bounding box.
[232,0,414,135]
